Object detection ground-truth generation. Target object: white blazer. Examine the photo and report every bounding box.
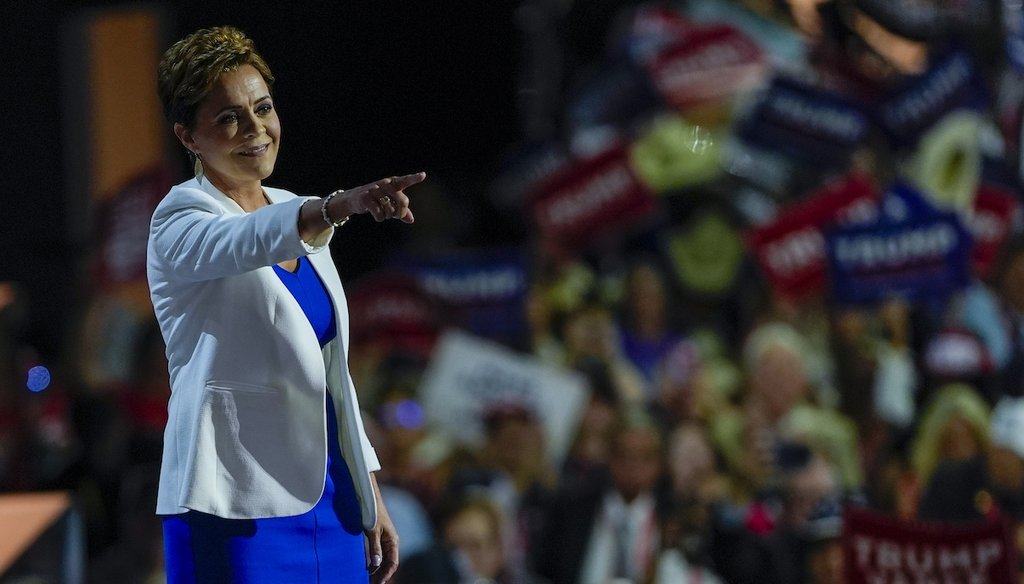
[147,177,380,530]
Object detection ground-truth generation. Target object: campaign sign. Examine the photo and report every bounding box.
[737,76,870,168]
[345,271,441,357]
[747,174,879,299]
[646,23,766,110]
[877,180,947,223]
[418,330,590,466]
[622,4,692,64]
[825,211,973,305]
[393,248,530,345]
[877,49,987,148]
[530,146,658,251]
[969,184,1022,277]
[843,506,1017,584]
[491,140,568,211]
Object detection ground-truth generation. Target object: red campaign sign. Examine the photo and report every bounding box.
[646,23,766,110]
[530,146,657,252]
[843,507,1018,584]
[626,5,692,63]
[346,271,441,357]
[747,175,879,300]
[631,6,691,44]
[969,184,1021,278]
[93,165,174,289]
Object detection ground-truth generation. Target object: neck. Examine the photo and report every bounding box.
[205,171,265,212]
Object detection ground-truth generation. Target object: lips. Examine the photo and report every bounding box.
[238,143,271,157]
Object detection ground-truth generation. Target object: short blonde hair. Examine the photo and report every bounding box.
[157,26,275,128]
[742,321,808,377]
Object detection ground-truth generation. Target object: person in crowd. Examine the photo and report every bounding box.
[959,236,1024,400]
[831,298,918,434]
[715,447,845,584]
[651,338,703,426]
[562,357,623,485]
[918,396,1024,523]
[562,303,646,404]
[909,383,991,498]
[362,411,436,561]
[400,494,548,584]
[150,26,425,583]
[712,321,819,499]
[534,406,666,584]
[829,298,920,520]
[917,396,1024,574]
[779,404,863,492]
[616,259,684,396]
[652,422,728,583]
[665,422,726,506]
[444,401,556,580]
[374,384,448,507]
[652,496,726,584]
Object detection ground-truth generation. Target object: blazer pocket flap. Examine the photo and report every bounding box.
[205,380,279,395]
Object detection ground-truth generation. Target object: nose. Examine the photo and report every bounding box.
[242,110,265,138]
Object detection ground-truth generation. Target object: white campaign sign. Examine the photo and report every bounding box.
[419,329,590,465]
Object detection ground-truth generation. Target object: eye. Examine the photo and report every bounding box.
[256,103,274,116]
[218,112,239,125]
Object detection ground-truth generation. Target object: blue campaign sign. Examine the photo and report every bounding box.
[393,248,531,344]
[878,181,943,223]
[825,211,973,305]
[737,76,870,169]
[876,49,988,148]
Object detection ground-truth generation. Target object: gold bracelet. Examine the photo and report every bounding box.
[321,190,350,227]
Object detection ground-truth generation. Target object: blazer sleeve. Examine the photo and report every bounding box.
[149,187,332,282]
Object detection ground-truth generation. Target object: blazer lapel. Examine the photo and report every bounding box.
[263,188,348,352]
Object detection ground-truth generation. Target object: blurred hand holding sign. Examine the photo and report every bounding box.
[418,330,589,466]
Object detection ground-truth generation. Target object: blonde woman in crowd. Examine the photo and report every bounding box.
[909,383,991,505]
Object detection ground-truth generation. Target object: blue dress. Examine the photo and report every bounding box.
[163,256,370,584]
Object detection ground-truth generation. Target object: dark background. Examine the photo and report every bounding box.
[4,1,528,362]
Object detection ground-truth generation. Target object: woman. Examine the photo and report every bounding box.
[909,383,991,502]
[149,26,423,583]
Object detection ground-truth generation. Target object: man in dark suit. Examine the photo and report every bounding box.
[534,407,666,584]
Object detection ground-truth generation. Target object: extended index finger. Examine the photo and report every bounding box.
[389,171,427,191]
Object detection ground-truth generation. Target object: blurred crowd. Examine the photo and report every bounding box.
[5,0,1024,582]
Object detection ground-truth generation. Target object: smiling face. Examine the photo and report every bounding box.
[174,64,280,193]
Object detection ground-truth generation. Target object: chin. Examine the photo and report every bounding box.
[248,160,276,181]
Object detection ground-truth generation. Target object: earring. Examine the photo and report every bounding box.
[192,152,204,182]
